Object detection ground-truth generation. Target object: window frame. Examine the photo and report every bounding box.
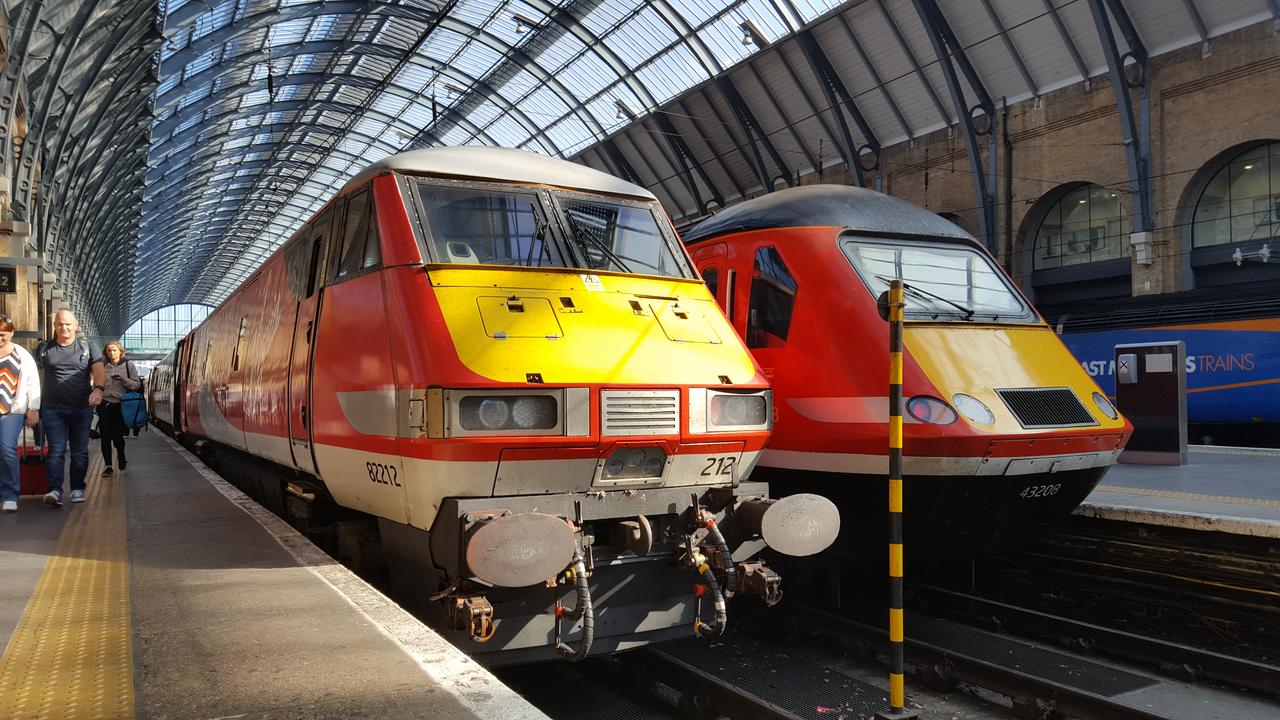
[841,235,1037,324]
[405,177,567,269]
[746,244,798,348]
[401,175,694,279]
[547,189,695,280]
[326,185,381,285]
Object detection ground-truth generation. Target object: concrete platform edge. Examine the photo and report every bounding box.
[159,435,545,720]
[1074,500,1280,538]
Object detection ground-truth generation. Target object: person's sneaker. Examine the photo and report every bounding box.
[44,489,63,507]
[1,500,16,512]
[102,466,114,476]
[119,457,127,470]
[70,489,86,503]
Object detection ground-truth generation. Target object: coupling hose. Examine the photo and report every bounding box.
[553,556,593,662]
[703,518,737,598]
[692,553,727,640]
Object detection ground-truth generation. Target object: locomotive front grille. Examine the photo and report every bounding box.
[995,387,1098,429]
[601,390,680,436]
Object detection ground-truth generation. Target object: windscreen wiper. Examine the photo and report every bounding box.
[526,202,553,266]
[566,215,633,274]
[875,274,975,320]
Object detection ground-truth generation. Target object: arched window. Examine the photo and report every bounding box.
[120,304,215,356]
[1192,142,1279,248]
[1033,184,1131,269]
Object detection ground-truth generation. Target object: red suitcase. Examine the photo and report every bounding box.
[18,435,48,496]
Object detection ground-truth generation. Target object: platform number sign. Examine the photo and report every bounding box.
[0,266,14,294]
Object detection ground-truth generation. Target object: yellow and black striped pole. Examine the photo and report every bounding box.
[880,279,917,719]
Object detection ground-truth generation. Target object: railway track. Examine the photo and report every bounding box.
[911,584,1280,699]
[987,518,1276,661]
[919,515,1280,669]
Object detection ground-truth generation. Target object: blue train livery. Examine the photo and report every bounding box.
[1048,280,1280,429]
[1060,320,1279,424]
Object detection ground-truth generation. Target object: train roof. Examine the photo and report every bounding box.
[342,146,656,201]
[682,185,973,245]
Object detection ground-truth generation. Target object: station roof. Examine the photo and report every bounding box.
[22,0,1272,336]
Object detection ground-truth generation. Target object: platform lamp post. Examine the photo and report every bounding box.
[876,279,919,720]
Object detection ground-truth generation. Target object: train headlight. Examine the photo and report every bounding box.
[689,389,772,433]
[711,394,765,426]
[951,393,995,425]
[906,396,958,424]
[458,395,558,432]
[1092,392,1118,420]
[475,398,510,429]
[511,396,557,429]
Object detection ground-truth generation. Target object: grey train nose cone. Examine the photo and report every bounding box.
[737,493,841,557]
[465,512,577,587]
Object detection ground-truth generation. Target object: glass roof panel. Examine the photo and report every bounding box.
[663,0,719,26]
[579,0,642,37]
[140,0,825,329]
[557,50,615,101]
[543,115,593,154]
[791,0,846,22]
[636,43,710,105]
[603,6,677,67]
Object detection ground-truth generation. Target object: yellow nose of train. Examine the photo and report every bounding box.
[429,266,764,386]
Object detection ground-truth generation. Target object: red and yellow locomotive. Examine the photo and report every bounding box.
[684,185,1131,558]
[148,148,839,665]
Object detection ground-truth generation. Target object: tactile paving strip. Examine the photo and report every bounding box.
[1097,484,1280,509]
[0,460,134,720]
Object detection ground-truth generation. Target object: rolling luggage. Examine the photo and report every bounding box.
[18,429,47,496]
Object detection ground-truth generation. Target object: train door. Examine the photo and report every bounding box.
[225,283,255,452]
[179,336,197,434]
[286,209,335,475]
[691,241,732,320]
[171,337,186,431]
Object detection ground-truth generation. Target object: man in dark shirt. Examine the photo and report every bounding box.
[40,310,105,506]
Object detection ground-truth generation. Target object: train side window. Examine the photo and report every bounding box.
[702,267,719,300]
[726,269,735,322]
[747,246,797,348]
[284,230,313,301]
[337,188,379,279]
[231,316,247,371]
[308,209,334,295]
[362,194,381,270]
[202,339,213,383]
[325,197,349,283]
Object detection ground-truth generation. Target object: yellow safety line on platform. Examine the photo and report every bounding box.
[0,460,134,720]
[1189,445,1280,458]
[1097,484,1280,509]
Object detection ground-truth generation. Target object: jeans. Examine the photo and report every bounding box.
[42,406,93,495]
[0,412,24,503]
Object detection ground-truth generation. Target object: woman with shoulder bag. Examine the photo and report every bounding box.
[99,341,141,476]
[0,316,42,512]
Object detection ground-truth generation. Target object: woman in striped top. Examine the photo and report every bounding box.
[0,315,42,513]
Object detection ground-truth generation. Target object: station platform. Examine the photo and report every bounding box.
[0,431,544,720]
[1078,445,1280,537]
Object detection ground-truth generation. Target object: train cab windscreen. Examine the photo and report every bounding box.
[413,184,568,268]
[842,238,1037,323]
[556,196,691,278]
[410,180,691,279]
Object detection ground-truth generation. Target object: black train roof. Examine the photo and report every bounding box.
[682,185,973,245]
